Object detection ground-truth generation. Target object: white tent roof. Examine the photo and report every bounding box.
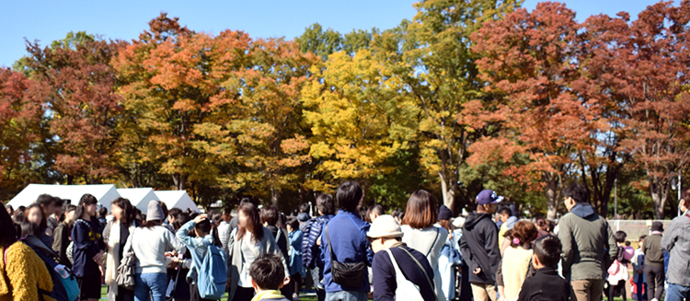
[154,190,199,213]
[8,184,121,209]
[116,188,159,212]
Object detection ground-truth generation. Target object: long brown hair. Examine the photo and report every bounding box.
[402,190,438,229]
[237,202,263,243]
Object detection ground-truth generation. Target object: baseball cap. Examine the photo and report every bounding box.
[366,215,403,239]
[476,189,504,205]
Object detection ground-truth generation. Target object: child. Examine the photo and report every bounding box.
[631,235,647,301]
[286,217,306,300]
[498,221,539,301]
[517,235,571,301]
[249,253,291,301]
[608,231,631,301]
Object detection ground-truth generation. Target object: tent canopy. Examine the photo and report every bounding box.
[8,184,120,209]
[154,190,199,213]
[116,188,159,212]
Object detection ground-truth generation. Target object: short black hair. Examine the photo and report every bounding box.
[639,234,647,242]
[37,194,56,207]
[260,205,279,226]
[168,208,183,219]
[316,193,335,215]
[300,203,310,213]
[98,207,108,217]
[249,253,285,290]
[286,216,299,230]
[54,197,64,208]
[614,231,627,243]
[533,235,561,268]
[497,207,512,216]
[562,183,589,204]
[336,181,363,212]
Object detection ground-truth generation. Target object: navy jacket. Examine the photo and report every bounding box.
[516,267,570,301]
[70,218,104,277]
[320,211,373,292]
[373,244,436,301]
[302,214,334,269]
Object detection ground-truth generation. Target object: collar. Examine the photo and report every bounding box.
[336,211,359,217]
[535,267,558,275]
[251,290,285,301]
[651,231,663,235]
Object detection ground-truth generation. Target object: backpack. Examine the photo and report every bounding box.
[190,244,228,300]
[20,235,80,301]
[385,247,435,301]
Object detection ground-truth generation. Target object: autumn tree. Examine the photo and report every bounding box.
[0,68,45,201]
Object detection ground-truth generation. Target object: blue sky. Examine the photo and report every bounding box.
[0,0,673,67]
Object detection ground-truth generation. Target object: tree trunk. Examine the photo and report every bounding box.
[650,179,668,219]
[545,179,558,220]
[439,172,455,213]
[271,187,280,209]
[173,173,186,190]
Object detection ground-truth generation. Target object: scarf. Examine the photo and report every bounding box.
[250,290,285,301]
[105,221,121,301]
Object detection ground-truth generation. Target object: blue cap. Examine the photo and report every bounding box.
[476,190,504,205]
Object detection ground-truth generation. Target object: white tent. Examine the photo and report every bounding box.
[154,190,199,213]
[116,188,159,212]
[8,184,121,209]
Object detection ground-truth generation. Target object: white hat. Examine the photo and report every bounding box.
[366,215,403,239]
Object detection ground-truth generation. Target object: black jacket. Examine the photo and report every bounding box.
[459,212,501,284]
[372,244,436,301]
[516,267,570,301]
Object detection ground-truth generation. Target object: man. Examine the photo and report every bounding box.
[320,181,373,301]
[53,204,77,267]
[643,221,665,301]
[661,188,690,301]
[557,183,617,301]
[459,189,503,301]
[302,194,336,301]
[368,215,435,301]
[47,197,65,232]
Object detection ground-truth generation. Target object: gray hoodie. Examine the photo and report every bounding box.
[661,212,690,287]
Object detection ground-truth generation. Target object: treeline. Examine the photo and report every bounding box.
[1,1,689,219]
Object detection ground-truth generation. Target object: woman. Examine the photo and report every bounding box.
[176,214,222,301]
[25,203,52,247]
[0,202,55,301]
[286,217,306,300]
[497,221,538,301]
[71,194,106,301]
[401,190,448,301]
[436,205,462,301]
[227,202,289,301]
[104,197,138,301]
[123,201,186,301]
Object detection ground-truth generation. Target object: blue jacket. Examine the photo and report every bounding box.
[302,214,334,269]
[70,218,103,277]
[320,211,373,292]
[176,220,216,282]
[288,229,306,277]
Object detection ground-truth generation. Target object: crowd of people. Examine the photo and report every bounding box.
[1,181,689,301]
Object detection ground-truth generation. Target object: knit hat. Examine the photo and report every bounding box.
[366,215,403,239]
[651,221,664,232]
[146,200,165,222]
[438,205,452,221]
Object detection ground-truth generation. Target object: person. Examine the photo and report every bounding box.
[0,202,55,301]
[99,206,109,231]
[12,205,26,222]
[72,193,106,301]
[176,213,223,301]
[171,212,194,301]
[368,215,435,301]
[287,217,306,300]
[167,208,183,230]
[249,253,292,301]
[218,212,232,251]
[661,188,690,301]
[262,206,292,300]
[36,194,58,232]
[302,193,336,301]
[123,200,187,301]
[497,221,538,301]
[391,209,404,225]
[5,204,13,217]
[436,205,461,301]
[47,197,65,232]
[459,189,503,301]
[229,198,254,230]
[25,203,52,248]
[297,203,312,233]
[227,202,289,301]
[497,207,517,248]
[366,205,384,223]
[321,181,374,301]
[607,231,630,301]
[557,183,617,301]
[631,235,647,301]
[516,235,571,301]
[643,221,665,301]
[103,197,139,301]
[53,204,77,267]
[400,191,447,301]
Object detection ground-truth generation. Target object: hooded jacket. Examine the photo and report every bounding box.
[661,212,690,287]
[459,212,501,284]
[557,204,617,281]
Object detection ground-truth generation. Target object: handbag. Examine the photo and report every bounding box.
[116,230,137,290]
[325,224,367,288]
[386,248,434,301]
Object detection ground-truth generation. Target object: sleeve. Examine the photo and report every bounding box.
[459,231,478,272]
[72,221,99,258]
[485,224,501,276]
[363,224,374,267]
[6,245,54,301]
[52,224,64,257]
[606,223,618,264]
[496,259,504,287]
[123,231,133,254]
[165,228,187,254]
[372,252,396,301]
[661,220,678,252]
[176,220,205,249]
[557,218,573,267]
[302,220,315,267]
[267,229,291,279]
